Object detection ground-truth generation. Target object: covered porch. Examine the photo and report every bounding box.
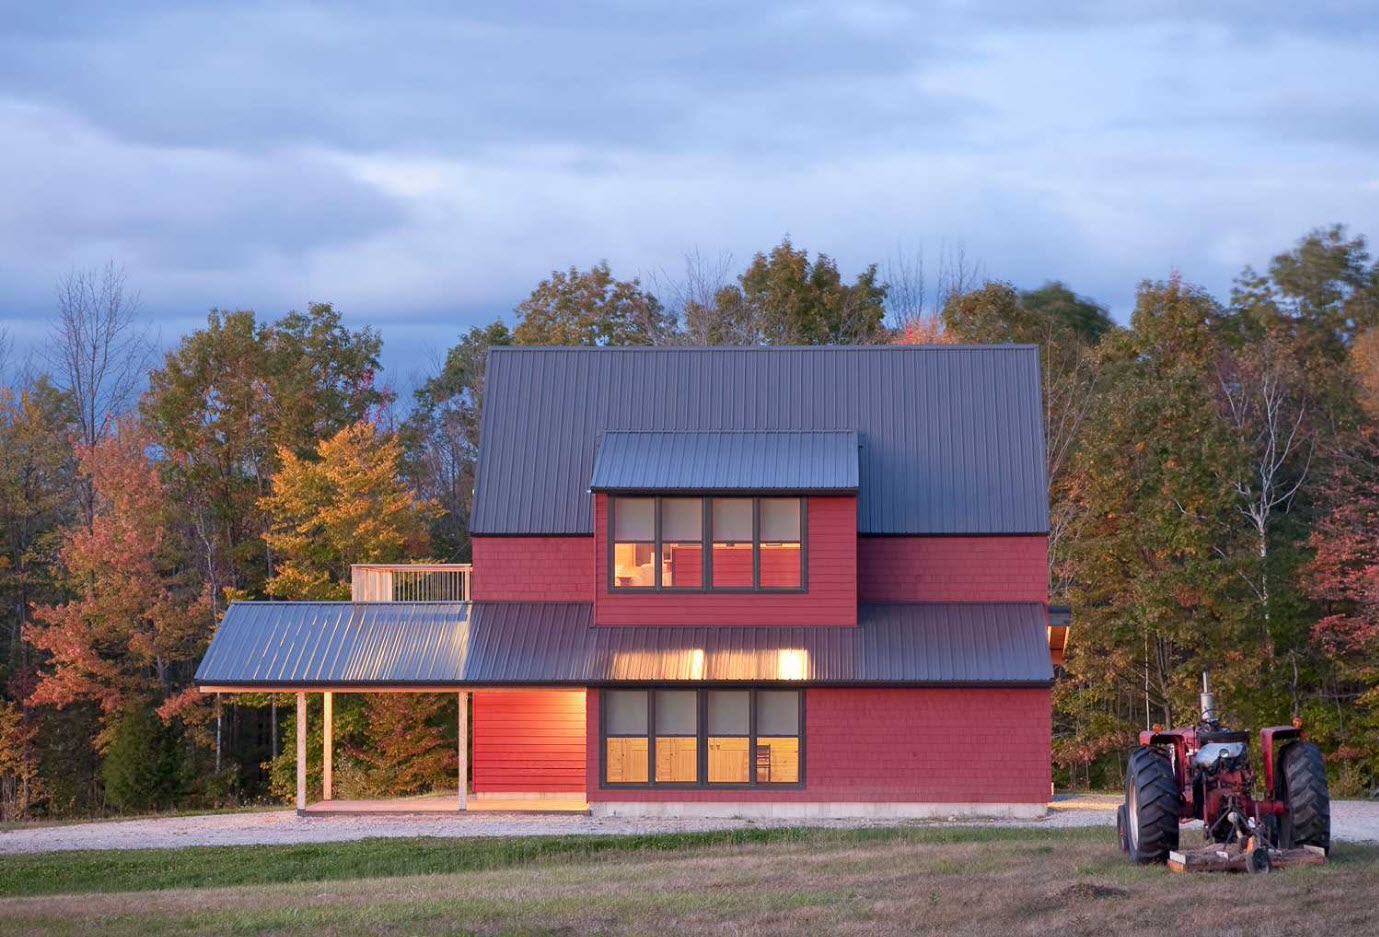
[254,687,590,816]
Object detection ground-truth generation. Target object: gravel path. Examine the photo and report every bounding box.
[2,798,1375,855]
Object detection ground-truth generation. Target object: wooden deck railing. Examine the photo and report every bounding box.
[350,564,473,602]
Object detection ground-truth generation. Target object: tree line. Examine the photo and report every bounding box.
[1,229,1377,818]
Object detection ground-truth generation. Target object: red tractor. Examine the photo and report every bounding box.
[1118,675,1330,872]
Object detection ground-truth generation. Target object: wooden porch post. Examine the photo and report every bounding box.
[296,691,307,813]
[458,691,469,811]
[322,691,334,801]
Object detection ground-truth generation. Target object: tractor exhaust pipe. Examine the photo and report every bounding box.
[1201,672,1218,729]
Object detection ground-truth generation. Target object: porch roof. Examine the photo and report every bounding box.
[195,601,1053,690]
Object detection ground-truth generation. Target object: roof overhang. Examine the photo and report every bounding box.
[194,601,1054,691]
[589,430,860,494]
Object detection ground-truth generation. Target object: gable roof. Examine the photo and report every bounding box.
[590,430,860,494]
[472,346,1048,536]
[195,601,1054,688]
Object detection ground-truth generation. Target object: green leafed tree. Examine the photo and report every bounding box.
[142,303,389,602]
[708,239,888,345]
[401,321,512,560]
[941,281,1112,595]
[1056,277,1253,785]
[513,262,672,346]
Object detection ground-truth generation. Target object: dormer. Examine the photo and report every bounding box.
[589,430,860,626]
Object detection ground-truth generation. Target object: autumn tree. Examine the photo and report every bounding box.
[26,421,212,750]
[47,262,152,527]
[942,282,1110,593]
[260,422,447,799]
[1306,425,1379,790]
[513,262,672,346]
[401,321,512,560]
[0,376,79,678]
[347,693,456,797]
[708,239,888,345]
[261,422,440,600]
[1057,278,1250,784]
[143,304,388,603]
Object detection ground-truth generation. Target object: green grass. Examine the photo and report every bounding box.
[0,825,1105,898]
[3,829,1377,936]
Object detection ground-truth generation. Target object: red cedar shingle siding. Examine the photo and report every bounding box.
[471,537,595,602]
[858,536,1048,604]
[585,687,1050,804]
[472,689,587,793]
[593,494,858,627]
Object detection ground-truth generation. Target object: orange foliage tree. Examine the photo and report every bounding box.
[26,421,212,749]
[260,421,453,799]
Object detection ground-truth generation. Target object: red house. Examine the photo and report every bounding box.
[196,346,1060,818]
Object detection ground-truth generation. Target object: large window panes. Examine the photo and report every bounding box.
[707,690,751,784]
[612,498,656,588]
[653,690,698,783]
[755,690,800,783]
[758,498,802,589]
[604,690,649,783]
[711,498,755,588]
[660,498,703,589]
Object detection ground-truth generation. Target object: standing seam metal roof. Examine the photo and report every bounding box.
[194,601,1054,688]
[470,346,1049,536]
[590,430,860,492]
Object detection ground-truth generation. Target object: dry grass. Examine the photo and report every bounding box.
[0,828,1372,936]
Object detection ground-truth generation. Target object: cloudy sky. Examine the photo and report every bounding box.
[2,2,1376,386]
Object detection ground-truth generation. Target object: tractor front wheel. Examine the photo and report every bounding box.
[1280,742,1330,853]
[1125,747,1180,865]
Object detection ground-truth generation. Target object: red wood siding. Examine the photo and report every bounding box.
[594,494,858,627]
[471,537,594,602]
[858,536,1048,604]
[585,687,1050,804]
[472,689,587,793]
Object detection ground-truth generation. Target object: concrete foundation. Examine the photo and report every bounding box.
[589,801,1049,820]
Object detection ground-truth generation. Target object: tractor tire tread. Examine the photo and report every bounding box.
[1281,742,1330,853]
[1126,747,1179,865]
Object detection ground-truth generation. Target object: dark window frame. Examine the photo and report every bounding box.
[599,687,806,791]
[609,495,807,594]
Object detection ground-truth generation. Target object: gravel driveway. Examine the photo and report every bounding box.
[2,798,1376,855]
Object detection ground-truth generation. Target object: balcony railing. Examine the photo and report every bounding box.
[350,564,473,602]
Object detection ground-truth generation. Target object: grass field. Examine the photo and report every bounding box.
[1,826,1373,936]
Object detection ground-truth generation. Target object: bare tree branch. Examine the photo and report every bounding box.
[47,261,152,525]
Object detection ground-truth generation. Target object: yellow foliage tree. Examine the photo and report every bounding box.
[260,422,441,599]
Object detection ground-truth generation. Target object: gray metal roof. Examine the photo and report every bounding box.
[471,346,1048,536]
[195,601,1053,688]
[589,430,860,493]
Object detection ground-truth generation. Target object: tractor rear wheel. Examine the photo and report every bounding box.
[1280,742,1330,853]
[1125,747,1180,864]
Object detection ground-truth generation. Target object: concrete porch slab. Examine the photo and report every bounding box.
[300,792,589,816]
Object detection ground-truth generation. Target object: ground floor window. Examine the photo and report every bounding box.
[601,688,803,788]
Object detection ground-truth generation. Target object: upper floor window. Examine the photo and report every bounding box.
[611,496,804,592]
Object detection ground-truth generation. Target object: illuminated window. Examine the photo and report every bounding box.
[759,498,802,589]
[661,498,703,589]
[603,688,803,788]
[707,690,751,784]
[610,496,806,593]
[711,498,755,588]
[604,690,649,783]
[612,498,655,588]
[654,690,698,783]
[755,690,801,783]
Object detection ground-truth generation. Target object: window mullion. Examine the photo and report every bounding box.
[752,498,761,591]
[748,688,757,787]
[646,689,656,785]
